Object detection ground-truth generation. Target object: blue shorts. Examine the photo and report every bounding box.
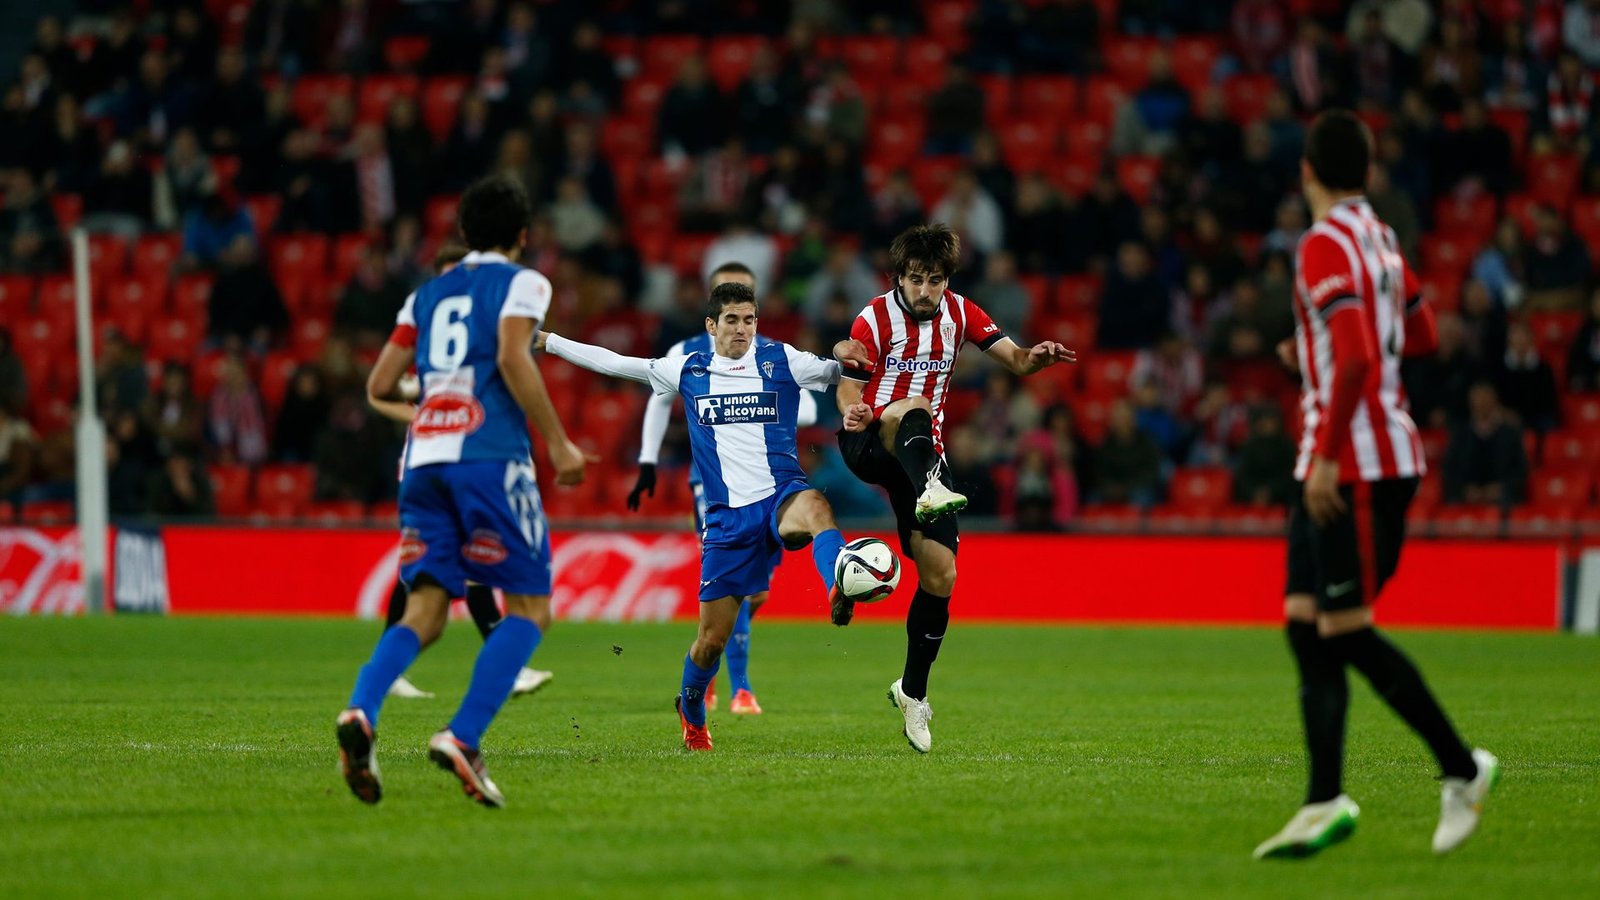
[698,481,811,602]
[398,460,552,598]
[693,478,783,586]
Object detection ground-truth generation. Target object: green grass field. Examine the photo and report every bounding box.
[0,617,1595,899]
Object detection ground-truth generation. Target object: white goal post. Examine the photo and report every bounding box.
[72,229,109,614]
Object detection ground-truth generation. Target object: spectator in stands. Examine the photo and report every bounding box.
[142,363,204,458]
[658,57,723,158]
[273,365,329,463]
[946,425,1000,518]
[1569,287,1600,391]
[335,245,408,349]
[1404,312,1479,429]
[1263,195,1308,255]
[1443,381,1529,507]
[206,237,287,353]
[501,2,552,100]
[1132,332,1204,416]
[869,168,925,252]
[1171,262,1225,342]
[181,188,256,272]
[14,53,56,127]
[0,401,37,506]
[750,144,816,237]
[579,217,645,301]
[106,409,157,516]
[1208,276,1293,360]
[1349,7,1409,110]
[344,123,398,234]
[804,62,867,148]
[1178,88,1242,181]
[1493,320,1561,433]
[386,215,428,288]
[1014,0,1098,72]
[167,5,218,86]
[1097,242,1170,350]
[118,50,193,153]
[1539,51,1594,152]
[1565,0,1600,68]
[970,250,1031,341]
[1112,51,1190,158]
[194,47,263,155]
[441,92,500,192]
[1187,206,1247,288]
[1485,19,1542,112]
[734,47,797,156]
[1419,17,1483,113]
[1522,203,1591,310]
[1230,0,1290,74]
[30,16,75,93]
[37,95,101,195]
[800,438,891,519]
[1185,381,1252,466]
[970,133,1016,217]
[208,352,269,466]
[1217,123,1291,234]
[82,9,147,104]
[237,83,297,195]
[1007,173,1082,275]
[1345,0,1431,54]
[967,369,1040,463]
[813,138,873,234]
[0,329,25,414]
[1132,378,1185,462]
[82,139,154,237]
[0,169,62,273]
[1366,163,1421,264]
[1231,405,1297,507]
[924,60,985,155]
[802,241,879,323]
[933,168,1005,262]
[816,290,856,351]
[97,331,149,417]
[1472,218,1527,308]
[547,121,616,213]
[243,0,316,76]
[1460,279,1509,364]
[680,137,754,233]
[153,128,214,232]
[553,21,619,109]
[547,175,605,254]
[313,391,392,504]
[1012,440,1067,532]
[1091,398,1164,507]
[1442,98,1514,196]
[1278,19,1346,113]
[704,218,779,298]
[1081,170,1142,263]
[148,449,215,517]
[382,98,432,220]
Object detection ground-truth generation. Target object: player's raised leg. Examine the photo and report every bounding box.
[774,488,848,624]
[878,396,965,523]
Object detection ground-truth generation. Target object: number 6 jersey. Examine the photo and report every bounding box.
[389,251,553,470]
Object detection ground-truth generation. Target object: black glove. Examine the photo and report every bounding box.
[626,464,657,511]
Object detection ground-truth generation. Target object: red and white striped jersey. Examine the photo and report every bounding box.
[1292,197,1426,483]
[846,288,1007,453]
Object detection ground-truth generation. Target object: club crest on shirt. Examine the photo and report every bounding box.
[941,321,957,341]
[761,360,775,378]
[689,365,708,377]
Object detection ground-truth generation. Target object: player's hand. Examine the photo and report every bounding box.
[1028,341,1077,371]
[1304,457,1346,525]
[1277,339,1299,372]
[397,373,420,401]
[834,338,874,372]
[551,438,598,486]
[843,402,874,432]
[626,463,657,511]
[533,330,550,352]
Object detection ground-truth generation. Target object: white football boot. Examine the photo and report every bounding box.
[511,667,553,698]
[1433,748,1500,855]
[888,678,933,753]
[1253,795,1360,860]
[914,461,967,523]
[387,676,434,699]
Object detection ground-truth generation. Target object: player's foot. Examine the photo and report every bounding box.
[335,708,381,804]
[387,676,434,699]
[829,583,855,627]
[1253,795,1360,860]
[705,682,718,711]
[510,667,553,698]
[427,729,504,809]
[1433,748,1500,855]
[675,696,713,751]
[729,688,763,715]
[914,466,967,523]
[888,678,933,753]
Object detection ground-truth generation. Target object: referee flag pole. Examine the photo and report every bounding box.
[71,228,109,614]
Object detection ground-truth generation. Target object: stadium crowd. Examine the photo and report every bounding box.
[2,0,1600,534]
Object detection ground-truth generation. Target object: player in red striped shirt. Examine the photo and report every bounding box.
[1255,111,1498,861]
[833,224,1074,753]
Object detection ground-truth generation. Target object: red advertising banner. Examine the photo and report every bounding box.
[2,526,1563,629]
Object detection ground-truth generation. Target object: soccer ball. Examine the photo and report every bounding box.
[834,538,901,603]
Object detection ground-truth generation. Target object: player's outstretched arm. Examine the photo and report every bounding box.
[984,337,1077,375]
[833,338,874,372]
[500,317,591,486]
[836,377,872,432]
[538,331,659,385]
[366,340,418,423]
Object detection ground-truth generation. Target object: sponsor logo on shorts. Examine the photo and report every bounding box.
[413,393,485,438]
[399,528,428,565]
[462,529,508,565]
[884,355,953,373]
[695,392,779,425]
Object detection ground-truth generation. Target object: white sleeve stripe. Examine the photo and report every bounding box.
[396,291,417,327]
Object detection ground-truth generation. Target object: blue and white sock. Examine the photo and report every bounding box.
[727,600,753,694]
[348,625,421,728]
[679,652,720,727]
[812,528,845,592]
[447,615,542,749]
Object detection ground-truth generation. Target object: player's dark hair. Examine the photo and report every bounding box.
[705,281,758,320]
[890,224,961,279]
[1304,110,1372,193]
[457,174,532,252]
[433,242,469,273]
[708,260,755,286]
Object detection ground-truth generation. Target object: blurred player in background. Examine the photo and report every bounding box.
[538,280,850,751]
[624,261,821,716]
[834,224,1074,753]
[336,175,590,808]
[1253,111,1497,860]
[372,242,551,701]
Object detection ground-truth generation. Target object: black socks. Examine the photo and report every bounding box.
[1325,627,1477,781]
[464,583,503,640]
[901,588,951,700]
[894,408,938,487]
[1286,620,1349,804]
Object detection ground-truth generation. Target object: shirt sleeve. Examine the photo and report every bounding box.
[796,390,819,427]
[637,339,689,463]
[841,313,879,383]
[1298,232,1360,319]
[961,298,1007,350]
[390,291,418,347]
[545,333,680,393]
[784,345,842,391]
[501,269,553,324]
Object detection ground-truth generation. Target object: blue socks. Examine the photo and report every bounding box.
[448,615,542,749]
[812,528,845,592]
[349,625,421,728]
[679,652,721,726]
[727,600,753,693]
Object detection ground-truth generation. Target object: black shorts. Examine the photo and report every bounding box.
[1285,477,1418,612]
[837,423,959,558]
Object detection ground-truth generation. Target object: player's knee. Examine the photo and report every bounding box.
[503,593,552,631]
[1317,606,1371,637]
[1284,594,1317,623]
[696,633,729,659]
[748,592,768,614]
[919,558,956,596]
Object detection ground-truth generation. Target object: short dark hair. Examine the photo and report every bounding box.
[433,241,469,273]
[889,224,961,278]
[708,260,755,287]
[457,175,532,251]
[1304,110,1372,192]
[705,281,757,321]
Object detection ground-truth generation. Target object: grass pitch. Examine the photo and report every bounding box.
[0,617,1595,899]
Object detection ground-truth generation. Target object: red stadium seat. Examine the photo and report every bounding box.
[623,74,673,118]
[1506,506,1576,538]
[293,317,331,360]
[1432,195,1496,239]
[975,74,1015,124]
[1429,505,1502,538]
[1073,504,1142,533]
[1082,77,1126,127]
[171,274,214,317]
[1417,272,1462,313]
[290,74,354,130]
[997,118,1061,172]
[1055,274,1103,313]
[209,464,253,517]
[255,464,315,518]
[14,316,72,355]
[1169,467,1232,512]
[19,500,75,525]
[668,234,714,277]
[308,500,368,524]
[105,279,167,343]
[641,35,704,78]
[925,0,973,50]
[420,76,470,141]
[331,233,371,283]
[35,275,81,325]
[269,233,330,286]
[357,74,419,125]
[1070,395,1113,444]
[1544,428,1600,472]
[1082,351,1136,398]
[259,351,301,414]
[706,36,766,92]
[1102,36,1159,90]
[835,35,901,82]
[1214,503,1288,535]
[1561,394,1600,433]
[1145,505,1214,534]
[132,233,182,280]
[1050,154,1101,198]
[423,194,460,240]
[1035,315,1096,357]
[866,116,926,169]
[87,234,129,284]
[383,35,431,72]
[901,41,950,89]
[242,194,280,234]
[49,193,82,231]
[1530,471,1593,513]
[1528,153,1581,210]
[601,116,654,163]
[1114,155,1159,205]
[1502,192,1540,236]
[910,156,964,207]
[0,275,34,321]
[1420,233,1476,277]
[1170,35,1222,92]
[367,499,399,526]
[1221,74,1275,124]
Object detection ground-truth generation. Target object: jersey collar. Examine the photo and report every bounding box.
[461,251,511,264]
